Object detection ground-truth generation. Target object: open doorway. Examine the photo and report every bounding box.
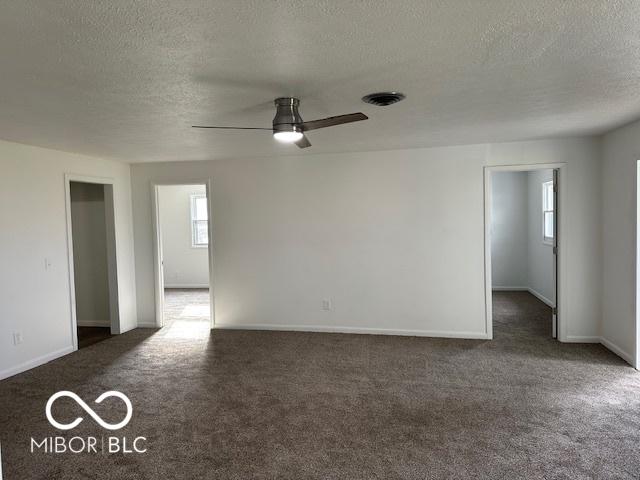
[154,184,213,338]
[66,177,119,349]
[485,165,563,341]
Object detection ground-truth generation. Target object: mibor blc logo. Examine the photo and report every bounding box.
[31,391,146,454]
[46,391,132,430]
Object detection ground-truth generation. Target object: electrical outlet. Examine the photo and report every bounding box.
[13,331,23,345]
[322,299,332,311]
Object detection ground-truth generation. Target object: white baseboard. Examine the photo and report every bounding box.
[213,323,490,339]
[492,286,555,307]
[565,336,634,366]
[600,336,634,366]
[564,335,600,343]
[164,284,209,289]
[77,320,110,327]
[137,322,159,328]
[527,288,554,308]
[0,345,74,381]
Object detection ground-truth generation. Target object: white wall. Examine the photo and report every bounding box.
[601,120,640,366]
[70,182,110,326]
[0,140,137,379]
[158,184,209,288]
[527,170,555,305]
[131,137,601,342]
[491,172,528,288]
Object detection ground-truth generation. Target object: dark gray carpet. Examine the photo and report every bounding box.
[1,291,639,479]
[77,327,113,350]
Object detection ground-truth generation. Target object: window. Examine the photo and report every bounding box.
[542,181,554,244]
[190,194,208,247]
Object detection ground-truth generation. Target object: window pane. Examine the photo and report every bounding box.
[195,220,208,245]
[544,211,554,239]
[195,197,208,220]
[543,182,554,211]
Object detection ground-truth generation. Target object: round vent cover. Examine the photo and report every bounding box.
[362,91,406,106]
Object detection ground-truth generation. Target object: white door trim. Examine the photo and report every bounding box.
[483,163,568,342]
[635,161,640,369]
[64,174,121,350]
[150,179,215,329]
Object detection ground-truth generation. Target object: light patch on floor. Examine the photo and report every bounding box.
[181,305,209,318]
[161,288,210,339]
[163,320,210,339]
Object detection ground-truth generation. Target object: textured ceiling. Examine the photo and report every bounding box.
[1,1,640,163]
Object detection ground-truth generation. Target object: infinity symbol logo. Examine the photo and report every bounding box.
[45,391,133,431]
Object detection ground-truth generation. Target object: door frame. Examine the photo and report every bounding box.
[64,174,121,350]
[483,163,568,341]
[635,161,640,369]
[151,179,215,329]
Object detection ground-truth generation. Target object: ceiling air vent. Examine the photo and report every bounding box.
[362,91,406,106]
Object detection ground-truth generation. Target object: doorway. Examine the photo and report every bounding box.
[484,164,565,341]
[153,183,214,337]
[65,176,120,349]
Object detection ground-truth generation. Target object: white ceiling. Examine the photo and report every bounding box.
[1,1,640,163]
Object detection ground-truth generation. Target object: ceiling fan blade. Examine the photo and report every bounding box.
[301,112,368,131]
[192,125,272,130]
[295,135,312,149]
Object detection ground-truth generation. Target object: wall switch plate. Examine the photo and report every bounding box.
[44,258,52,270]
[13,332,23,345]
[322,299,332,311]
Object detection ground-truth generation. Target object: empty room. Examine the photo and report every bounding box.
[1,2,640,479]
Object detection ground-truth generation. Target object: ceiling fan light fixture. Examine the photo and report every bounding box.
[272,98,304,143]
[193,96,367,150]
[273,130,304,143]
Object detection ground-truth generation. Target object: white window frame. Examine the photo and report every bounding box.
[190,194,208,248]
[542,180,554,245]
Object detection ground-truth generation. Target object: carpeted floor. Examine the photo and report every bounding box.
[1,291,639,479]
